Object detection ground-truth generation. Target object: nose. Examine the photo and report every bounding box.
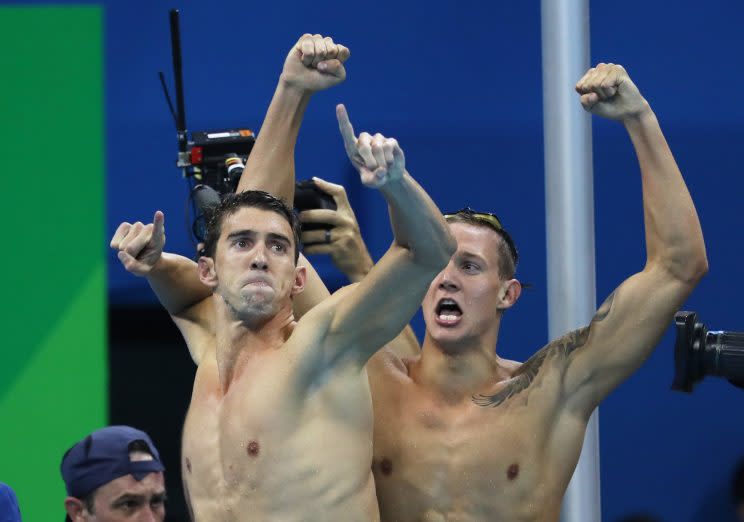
[250,243,269,270]
[437,264,459,292]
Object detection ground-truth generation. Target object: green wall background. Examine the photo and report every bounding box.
[0,7,107,520]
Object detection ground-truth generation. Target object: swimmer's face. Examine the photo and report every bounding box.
[422,222,520,350]
[200,206,305,322]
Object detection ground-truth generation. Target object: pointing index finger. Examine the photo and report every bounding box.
[336,104,357,155]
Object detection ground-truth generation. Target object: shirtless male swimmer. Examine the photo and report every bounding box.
[110,34,455,521]
[305,63,709,522]
[228,60,708,521]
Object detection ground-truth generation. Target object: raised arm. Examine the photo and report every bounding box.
[299,105,454,369]
[300,177,421,357]
[557,63,707,415]
[110,212,214,363]
[236,34,349,202]
[235,34,349,312]
[111,35,347,332]
[475,64,707,414]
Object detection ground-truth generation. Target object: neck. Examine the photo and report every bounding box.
[415,323,510,403]
[212,297,296,392]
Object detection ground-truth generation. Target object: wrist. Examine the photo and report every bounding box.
[338,240,374,282]
[622,99,654,127]
[278,73,316,99]
[147,253,169,276]
[377,170,408,198]
[346,264,372,283]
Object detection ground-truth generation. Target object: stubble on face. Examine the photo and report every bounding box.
[213,207,298,324]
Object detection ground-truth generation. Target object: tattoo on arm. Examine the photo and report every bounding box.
[473,291,616,408]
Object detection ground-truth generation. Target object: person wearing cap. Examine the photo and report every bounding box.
[0,482,22,522]
[61,426,166,521]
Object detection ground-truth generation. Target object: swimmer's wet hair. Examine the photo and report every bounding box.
[202,190,301,263]
[444,208,518,280]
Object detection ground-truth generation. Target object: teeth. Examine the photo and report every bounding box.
[438,314,460,321]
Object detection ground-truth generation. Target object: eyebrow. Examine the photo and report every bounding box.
[266,232,291,247]
[226,230,256,241]
[226,230,291,246]
[111,490,167,505]
[111,493,144,505]
[457,250,489,266]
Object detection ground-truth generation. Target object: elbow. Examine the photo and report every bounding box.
[685,241,709,284]
[691,252,709,283]
[406,229,455,273]
[423,228,457,271]
[663,247,709,286]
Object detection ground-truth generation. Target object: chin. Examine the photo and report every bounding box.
[225,294,277,322]
[244,298,278,318]
[427,323,468,349]
[434,320,488,350]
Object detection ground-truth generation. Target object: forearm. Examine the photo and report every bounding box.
[236,79,311,202]
[624,104,708,282]
[379,172,455,268]
[146,253,210,316]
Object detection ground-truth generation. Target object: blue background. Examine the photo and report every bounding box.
[20,0,744,519]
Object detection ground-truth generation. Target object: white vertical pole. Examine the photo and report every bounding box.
[540,1,601,521]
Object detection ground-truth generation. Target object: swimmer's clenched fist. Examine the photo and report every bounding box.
[281,33,350,92]
[575,63,646,121]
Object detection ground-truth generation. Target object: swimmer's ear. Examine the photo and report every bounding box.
[198,256,218,289]
[291,265,307,296]
[64,497,86,521]
[497,279,521,311]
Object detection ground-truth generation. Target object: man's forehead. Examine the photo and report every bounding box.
[97,472,165,499]
[449,221,503,252]
[223,207,292,234]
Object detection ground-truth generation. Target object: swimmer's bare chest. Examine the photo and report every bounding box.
[370,361,577,522]
[181,347,379,521]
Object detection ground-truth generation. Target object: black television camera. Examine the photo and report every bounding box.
[162,10,334,246]
[159,10,255,244]
[671,311,744,392]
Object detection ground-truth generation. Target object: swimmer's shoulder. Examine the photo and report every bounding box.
[368,345,417,379]
[498,357,522,378]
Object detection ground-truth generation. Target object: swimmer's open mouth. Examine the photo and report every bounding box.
[435,298,462,325]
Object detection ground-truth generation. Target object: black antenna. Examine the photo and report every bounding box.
[169,9,188,159]
[158,71,178,126]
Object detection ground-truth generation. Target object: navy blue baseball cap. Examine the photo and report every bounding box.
[60,426,164,519]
